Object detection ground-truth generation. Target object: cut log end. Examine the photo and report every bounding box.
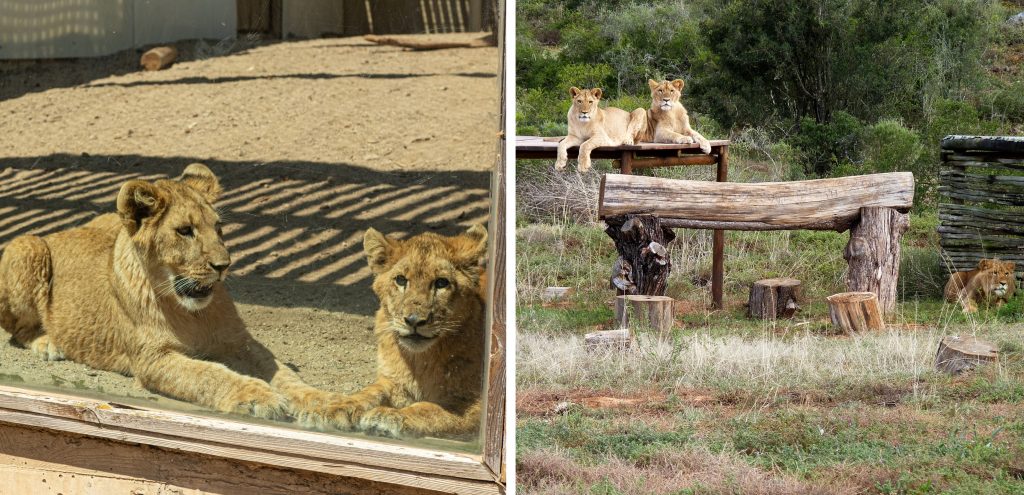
[140,46,178,71]
[748,278,802,320]
[935,336,998,374]
[826,291,884,333]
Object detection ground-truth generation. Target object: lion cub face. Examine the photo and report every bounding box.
[569,87,603,123]
[363,225,487,352]
[648,79,685,111]
[117,163,229,312]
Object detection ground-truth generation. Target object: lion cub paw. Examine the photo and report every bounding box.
[577,157,592,173]
[673,135,695,145]
[359,407,416,439]
[224,381,289,421]
[554,158,568,170]
[294,393,364,431]
[30,336,65,362]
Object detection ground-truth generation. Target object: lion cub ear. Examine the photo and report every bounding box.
[117,180,167,235]
[459,224,489,269]
[977,259,996,271]
[180,163,222,202]
[648,79,659,91]
[672,79,685,91]
[591,87,603,100]
[363,228,398,274]
[569,86,581,98]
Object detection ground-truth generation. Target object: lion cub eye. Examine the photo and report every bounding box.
[434,278,450,289]
[394,275,408,287]
[176,226,194,237]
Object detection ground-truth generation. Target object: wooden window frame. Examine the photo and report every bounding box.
[0,2,507,493]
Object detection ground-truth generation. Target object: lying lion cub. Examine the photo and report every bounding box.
[302,226,487,439]
[0,164,324,420]
[944,258,1017,313]
[556,86,646,173]
[640,79,711,154]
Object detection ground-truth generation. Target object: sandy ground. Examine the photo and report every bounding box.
[0,34,498,440]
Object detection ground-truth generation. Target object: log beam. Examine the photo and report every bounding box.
[599,172,914,232]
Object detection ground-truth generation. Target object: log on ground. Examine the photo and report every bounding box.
[584,329,632,350]
[935,336,998,374]
[747,278,801,320]
[140,46,178,71]
[826,292,884,333]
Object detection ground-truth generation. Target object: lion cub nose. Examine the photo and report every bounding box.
[404,314,428,328]
[210,261,231,273]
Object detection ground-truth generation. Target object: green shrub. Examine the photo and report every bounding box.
[790,111,863,176]
[860,118,923,174]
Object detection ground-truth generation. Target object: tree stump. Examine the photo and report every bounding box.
[140,46,178,71]
[604,215,676,296]
[747,278,802,320]
[844,207,909,314]
[614,295,674,337]
[826,292,884,333]
[935,336,998,374]
[584,329,632,350]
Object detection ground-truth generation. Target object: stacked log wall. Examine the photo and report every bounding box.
[938,136,1024,281]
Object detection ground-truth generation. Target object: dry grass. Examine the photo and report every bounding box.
[519,448,834,495]
[517,326,1020,394]
[517,164,603,224]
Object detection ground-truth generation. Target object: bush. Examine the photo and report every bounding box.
[860,118,923,174]
[789,111,863,176]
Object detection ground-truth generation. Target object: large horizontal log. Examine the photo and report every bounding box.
[941,135,1024,154]
[598,172,914,232]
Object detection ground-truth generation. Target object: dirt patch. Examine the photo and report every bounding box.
[0,35,498,434]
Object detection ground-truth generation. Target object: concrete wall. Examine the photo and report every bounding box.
[0,0,235,59]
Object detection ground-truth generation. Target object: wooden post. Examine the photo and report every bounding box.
[614,295,674,337]
[140,46,178,71]
[844,207,910,314]
[712,146,728,309]
[584,329,632,349]
[826,292,884,333]
[603,215,675,296]
[620,151,633,175]
[747,278,801,320]
[935,336,998,374]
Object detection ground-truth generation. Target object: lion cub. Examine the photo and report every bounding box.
[303,226,487,439]
[556,86,647,173]
[641,79,711,154]
[944,259,1017,313]
[0,164,325,420]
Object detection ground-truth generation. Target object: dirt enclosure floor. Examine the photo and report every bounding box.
[0,34,498,441]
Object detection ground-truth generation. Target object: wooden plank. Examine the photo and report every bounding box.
[0,386,494,483]
[0,423,440,495]
[938,187,1024,206]
[515,135,730,153]
[941,160,1024,171]
[939,203,1024,224]
[939,236,1024,251]
[941,135,1024,154]
[599,172,914,232]
[482,4,506,479]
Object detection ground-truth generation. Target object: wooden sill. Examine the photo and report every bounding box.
[0,385,502,494]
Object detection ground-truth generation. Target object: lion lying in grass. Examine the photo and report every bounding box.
[944,259,1017,313]
[0,164,325,420]
[301,225,488,439]
[556,86,646,173]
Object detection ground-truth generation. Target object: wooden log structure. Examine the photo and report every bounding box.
[826,292,884,333]
[140,46,178,71]
[599,173,914,313]
[938,135,1024,277]
[584,329,632,350]
[935,335,998,374]
[614,295,674,337]
[604,215,676,296]
[748,278,801,320]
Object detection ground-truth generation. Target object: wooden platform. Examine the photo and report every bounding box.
[515,135,732,309]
